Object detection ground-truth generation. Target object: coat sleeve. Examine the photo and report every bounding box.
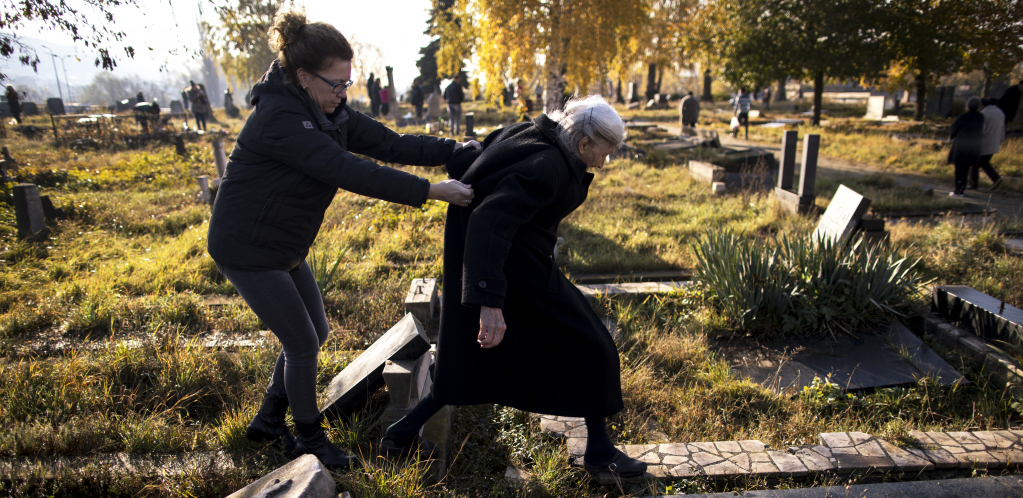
[346,109,456,166]
[461,157,561,308]
[261,106,431,207]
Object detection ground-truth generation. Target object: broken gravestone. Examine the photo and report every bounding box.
[933,285,1023,350]
[13,184,49,241]
[773,132,819,213]
[320,313,430,420]
[196,176,211,204]
[404,278,438,325]
[812,185,871,244]
[379,349,432,434]
[225,454,334,498]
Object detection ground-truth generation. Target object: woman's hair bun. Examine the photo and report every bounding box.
[268,8,308,51]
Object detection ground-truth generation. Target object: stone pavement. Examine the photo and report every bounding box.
[537,414,1023,485]
[643,474,1023,497]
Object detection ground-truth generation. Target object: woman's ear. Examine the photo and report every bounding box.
[577,136,591,156]
[295,68,308,89]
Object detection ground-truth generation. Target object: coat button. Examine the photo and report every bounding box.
[478,280,487,289]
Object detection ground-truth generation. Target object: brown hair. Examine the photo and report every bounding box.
[268,8,354,83]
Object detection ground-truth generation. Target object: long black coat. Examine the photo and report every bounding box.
[432,115,624,418]
[947,110,984,165]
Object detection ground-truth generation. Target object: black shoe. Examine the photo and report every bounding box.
[582,449,648,478]
[992,178,1004,191]
[379,434,437,460]
[245,392,297,453]
[293,417,356,470]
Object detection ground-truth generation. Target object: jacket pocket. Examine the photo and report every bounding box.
[248,195,277,244]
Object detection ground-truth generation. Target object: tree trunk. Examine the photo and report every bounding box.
[982,68,991,98]
[776,79,787,101]
[702,69,713,102]
[914,71,926,122]
[812,71,824,126]
[615,78,624,104]
[544,8,568,114]
[656,67,663,95]
[645,63,658,101]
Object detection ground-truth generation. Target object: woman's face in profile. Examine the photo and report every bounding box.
[299,58,352,114]
[576,137,617,170]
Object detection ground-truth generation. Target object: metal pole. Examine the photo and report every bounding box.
[59,56,72,104]
[42,46,64,102]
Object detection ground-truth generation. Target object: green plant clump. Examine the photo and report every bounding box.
[693,228,926,338]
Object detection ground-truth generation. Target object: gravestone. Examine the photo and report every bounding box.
[39,196,66,221]
[212,139,228,179]
[463,112,476,140]
[404,278,438,325]
[46,98,65,116]
[812,184,871,244]
[627,82,638,103]
[13,184,49,241]
[799,134,819,197]
[174,135,187,157]
[778,130,797,190]
[864,95,885,120]
[385,66,399,121]
[22,102,39,116]
[320,313,431,420]
[196,176,210,204]
[681,126,721,148]
[426,91,441,120]
[379,351,432,433]
[932,285,1023,349]
[169,100,184,114]
[225,454,335,498]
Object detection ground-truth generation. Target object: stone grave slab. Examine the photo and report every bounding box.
[652,138,700,151]
[812,184,871,244]
[725,328,962,393]
[864,95,885,120]
[320,313,430,420]
[13,184,49,241]
[933,285,1023,349]
[881,321,966,385]
[576,281,691,305]
[404,278,438,324]
[1006,238,1023,254]
[226,454,334,498]
[681,126,721,147]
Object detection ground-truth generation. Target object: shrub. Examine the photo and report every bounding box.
[692,228,926,338]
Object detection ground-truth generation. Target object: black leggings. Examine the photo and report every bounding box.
[217,261,329,420]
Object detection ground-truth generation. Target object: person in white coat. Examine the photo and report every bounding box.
[971,98,1005,191]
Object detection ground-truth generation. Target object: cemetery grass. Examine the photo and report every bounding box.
[1,133,1023,496]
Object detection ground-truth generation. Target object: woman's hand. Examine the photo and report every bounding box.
[454,140,482,151]
[478,306,506,348]
[428,179,474,207]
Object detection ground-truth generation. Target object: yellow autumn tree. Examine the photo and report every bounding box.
[439,0,648,112]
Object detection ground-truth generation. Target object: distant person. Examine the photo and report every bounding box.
[534,82,543,107]
[444,73,465,135]
[136,90,145,104]
[679,91,699,128]
[134,101,153,134]
[732,87,752,138]
[970,98,1005,190]
[181,88,191,111]
[763,87,771,109]
[5,85,22,124]
[207,7,476,471]
[410,79,425,119]
[378,79,389,116]
[947,96,985,197]
[997,80,1022,126]
[367,73,379,117]
[187,81,210,131]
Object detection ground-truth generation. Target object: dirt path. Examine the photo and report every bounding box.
[659,123,1023,223]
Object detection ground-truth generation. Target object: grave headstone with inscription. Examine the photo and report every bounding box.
[319,313,431,420]
[13,184,49,241]
[812,184,871,244]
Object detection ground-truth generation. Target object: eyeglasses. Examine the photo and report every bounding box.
[310,71,355,94]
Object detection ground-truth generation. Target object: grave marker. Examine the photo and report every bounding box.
[196,176,210,204]
[175,136,187,157]
[778,130,797,190]
[798,134,819,197]
[225,454,335,498]
[379,352,432,433]
[627,82,637,103]
[212,139,228,179]
[932,285,1023,349]
[427,91,441,120]
[773,132,818,213]
[169,100,184,114]
[864,95,885,120]
[404,278,438,324]
[39,196,66,221]
[320,313,430,420]
[46,98,65,115]
[13,184,49,241]
[463,112,476,141]
[812,185,871,244]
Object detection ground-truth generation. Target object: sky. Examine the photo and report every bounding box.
[5,0,436,98]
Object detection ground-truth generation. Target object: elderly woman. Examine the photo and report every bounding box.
[206,8,475,470]
[948,96,985,197]
[381,95,647,478]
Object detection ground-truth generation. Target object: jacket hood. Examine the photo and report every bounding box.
[249,60,349,130]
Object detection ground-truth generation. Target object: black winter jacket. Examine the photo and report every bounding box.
[947,110,984,166]
[208,61,455,271]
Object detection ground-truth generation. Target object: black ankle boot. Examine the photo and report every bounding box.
[246,392,297,453]
[292,416,356,470]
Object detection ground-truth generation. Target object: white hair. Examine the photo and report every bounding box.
[548,95,627,154]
